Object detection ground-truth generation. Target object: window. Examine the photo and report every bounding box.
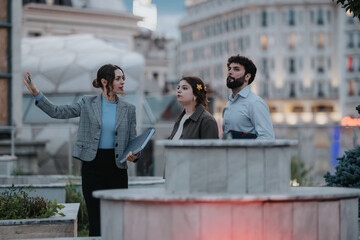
[269,106,277,113]
[348,80,355,96]
[204,26,210,37]
[289,33,296,49]
[318,33,324,49]
[262,10,267,27]
[312,105,333,112]
[317,8,324,25]
[327,10,331,23]
[292,106,304,112]
[289,58,296,73]
[262,58,268,74]
[224,20,230,32]
[289,82,296,98]
[348,56,354,72]
[231,18,236,30]
[238,16,243,29]
[289,9,295,26]
[318,82,324,97]
[261,35,268,50]
[347,32,354,48]
[310,11,314,23]
[318,57,324,73]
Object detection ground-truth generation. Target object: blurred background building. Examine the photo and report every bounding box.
[179,0,360,123]
[0,0,359,184]
[178,0,360,183]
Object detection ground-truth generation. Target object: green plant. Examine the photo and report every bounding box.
[324,146,360,187]
[324,146,360,217]
[0,185,65,220]
[65,180,89,236]
[291,156,313,186]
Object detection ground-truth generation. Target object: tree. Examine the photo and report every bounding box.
[333,0,360,20]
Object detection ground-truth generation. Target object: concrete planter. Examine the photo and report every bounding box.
[0,175,81,203]
[0,203,79,240]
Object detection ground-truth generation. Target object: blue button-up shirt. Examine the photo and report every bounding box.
[222,86,275,140]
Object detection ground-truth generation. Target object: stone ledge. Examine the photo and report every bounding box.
[94,187,360,202]
[156,139,298,147]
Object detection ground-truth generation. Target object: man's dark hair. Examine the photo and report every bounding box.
[227,55,257,85]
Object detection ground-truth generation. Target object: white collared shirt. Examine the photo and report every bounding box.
[222,86,275,139]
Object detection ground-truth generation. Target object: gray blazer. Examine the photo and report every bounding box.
[35,94,137,169]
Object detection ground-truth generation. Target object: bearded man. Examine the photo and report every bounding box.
[222,55,275,140]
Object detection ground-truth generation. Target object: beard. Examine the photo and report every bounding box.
[226,75,246,89]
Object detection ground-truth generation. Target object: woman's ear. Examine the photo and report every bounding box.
[101,78,107,87]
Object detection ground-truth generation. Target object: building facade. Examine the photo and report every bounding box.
[179,0,360,126]
[22,2,141,50]
[0,0,22,131]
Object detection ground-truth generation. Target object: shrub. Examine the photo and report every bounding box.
[0,185,65,220]
[324,146,360,216]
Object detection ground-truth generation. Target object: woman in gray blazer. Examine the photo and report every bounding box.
[169,76,219,139]
[24,64,139,237]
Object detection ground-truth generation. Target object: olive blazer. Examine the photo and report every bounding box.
[35,94,136,169]
[169,104,219,139]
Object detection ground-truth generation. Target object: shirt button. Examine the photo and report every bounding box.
[115,132,118,136]
[115,154,118,158]
[115,143,118,147]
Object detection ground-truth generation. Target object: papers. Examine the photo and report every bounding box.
[119,128,155,163]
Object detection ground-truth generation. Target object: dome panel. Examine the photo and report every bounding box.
[57,73,94,93]
[22,34,145,94]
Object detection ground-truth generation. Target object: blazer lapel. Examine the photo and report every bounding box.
[115,99,128,130]
[92,94,102,126]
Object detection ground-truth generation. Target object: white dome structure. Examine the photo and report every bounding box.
[22,34,145,94]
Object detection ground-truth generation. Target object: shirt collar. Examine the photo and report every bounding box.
[228,85,250,102]
[179,104,206,122]
[190,104,206,122]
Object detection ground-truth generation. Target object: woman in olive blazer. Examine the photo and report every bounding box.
[24,64,139,237]
[169,76,219,140]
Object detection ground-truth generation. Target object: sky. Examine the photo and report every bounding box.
[123,0,186,39]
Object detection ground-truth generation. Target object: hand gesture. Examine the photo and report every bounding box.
[23,72,40,96]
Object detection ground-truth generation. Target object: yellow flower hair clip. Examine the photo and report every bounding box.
[197,84,203,91]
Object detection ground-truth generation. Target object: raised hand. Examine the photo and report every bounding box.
[23,72,40,96]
